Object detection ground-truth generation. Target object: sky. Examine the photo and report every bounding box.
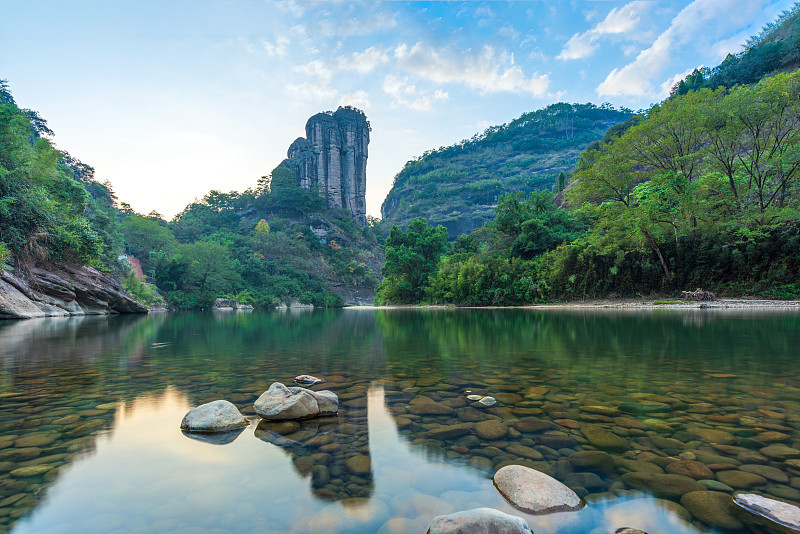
[1,0,794,219]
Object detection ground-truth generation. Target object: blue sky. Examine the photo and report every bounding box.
[1,0,794,218]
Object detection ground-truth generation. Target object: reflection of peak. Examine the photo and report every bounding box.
[253,393,374,502]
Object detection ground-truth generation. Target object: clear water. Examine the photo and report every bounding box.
[0,309,799,534]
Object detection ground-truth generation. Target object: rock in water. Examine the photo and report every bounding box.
[734,492,800,533]
[254,382,338,420]
[428,508,532,534]
[295,374,323,385]
[180,400,248,432]
[308,388,338,415]
[478,396,497,407]
[493,464,582,514]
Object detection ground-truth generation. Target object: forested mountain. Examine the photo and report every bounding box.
[377,8,800,305]
[120,179,382,309]
[0,82,381,311]
[380,103,630,238]
[672,3,800,95]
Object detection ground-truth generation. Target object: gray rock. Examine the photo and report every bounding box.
[306,388,338,415]
[428,507,532,534]
[478,396,497,407]
[253,382,338,421]
[295,374,323,385]
[493,464,582,514]
[734,492,800,533]
[180,400,248,432]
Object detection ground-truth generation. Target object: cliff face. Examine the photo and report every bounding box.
[281,107,369,225]
[0,265,148,320]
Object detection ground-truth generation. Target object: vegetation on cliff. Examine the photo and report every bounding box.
[380,103,631,238]
[0,80,121,274]
[119,169,382,309]
[0,84,380,310]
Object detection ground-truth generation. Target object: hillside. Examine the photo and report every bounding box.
[380,103,630,238]
[672,3,800,95]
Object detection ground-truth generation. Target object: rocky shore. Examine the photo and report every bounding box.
[0,266,147,320]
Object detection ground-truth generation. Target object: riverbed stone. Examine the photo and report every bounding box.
[680,491,744,530]
[514,419,551,433]
[492,464,582,514]
[582,424,628,450]
[665,460,714,480]
[716,470,768,489]
[475,420,507,440]
[619,401,671,414]
[686,427,737,445]
[734,492,800,533]
[428,507,532,534]
[620,473,705,499]
[180,400,248,432]
[429,424,473,440]
[761,444,800,460]
[569,450,615,471]
[254,383,338,420]
[505,444,544,460]
[740,464,790,483]
[14,433,56,448]
[344,455,371,475]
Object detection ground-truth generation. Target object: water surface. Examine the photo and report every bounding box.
[0,309,798,533]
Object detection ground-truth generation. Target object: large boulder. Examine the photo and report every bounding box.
[180,400,248,432]
[493,464,582,514]
[254,382,338,420]
[428,508,532,534]
[733,492,800,533]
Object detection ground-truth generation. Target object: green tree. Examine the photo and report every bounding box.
[376,217,448,304]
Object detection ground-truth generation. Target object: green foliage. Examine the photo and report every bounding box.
[121,271,162,307]
[382,103,631,237]
[376,217,449,304]
[0,81,120,269]
[0,242,10,270]
[671,4,800,95]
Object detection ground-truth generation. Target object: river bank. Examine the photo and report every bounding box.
[348,298,800,310]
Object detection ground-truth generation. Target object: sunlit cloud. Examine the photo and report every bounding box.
[263,36,290,58]
[339,90,371,109]
[394,43,551,96]
[382,74,448,111]
[558,1,652,60]
[597,0,770,98]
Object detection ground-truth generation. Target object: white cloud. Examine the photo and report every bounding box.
[263,36,289,58]
[382,74,448,111]
[337,46,390,73]
[294,60,332,84]
[393,43,550,96]
[558,33,598,61]
[339,90,371,110]
[597,0,769,98]
[286,82,338,102]
[557,1,652,60]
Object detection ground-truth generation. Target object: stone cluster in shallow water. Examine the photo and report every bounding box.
[3,351,800,533]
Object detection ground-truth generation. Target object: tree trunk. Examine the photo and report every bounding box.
[641,228,672,283]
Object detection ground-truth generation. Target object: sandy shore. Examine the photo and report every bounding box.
[347,299,800,310]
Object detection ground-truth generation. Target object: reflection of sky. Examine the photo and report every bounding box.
[11,384,707,534]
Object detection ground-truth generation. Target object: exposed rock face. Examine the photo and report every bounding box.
[281,107,369,225]
[0,266,148,320]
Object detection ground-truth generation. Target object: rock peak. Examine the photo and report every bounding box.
[280,106,370,225]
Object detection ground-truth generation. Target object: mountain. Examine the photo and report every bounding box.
[672,3,800,95]
[380,103,630,238]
